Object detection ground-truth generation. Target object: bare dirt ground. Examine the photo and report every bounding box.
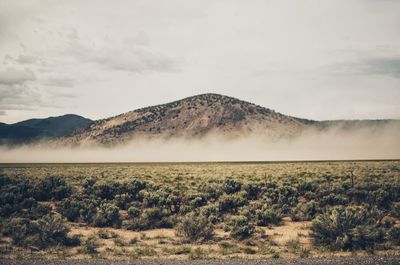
[1,257,400,265]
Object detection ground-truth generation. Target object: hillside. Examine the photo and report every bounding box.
[66,94,307,145]
[0,114,92,144]
[1,94,399,146]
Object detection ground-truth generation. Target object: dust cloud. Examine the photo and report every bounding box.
[1,124,399,163]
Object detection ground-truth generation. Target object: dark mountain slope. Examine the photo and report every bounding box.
[0,114,92,144]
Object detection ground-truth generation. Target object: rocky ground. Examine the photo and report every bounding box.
[1,256,400,265]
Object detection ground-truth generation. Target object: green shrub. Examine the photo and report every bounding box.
[256,206,282,226]
[0,176,36,217]
[127,206,141,218]
[388,226,400,245]
[390,202,400,218]
[199,204,220,224]
[114,193,133,210]
[198,182,223,200]
[2,217,38,246]
[320,194,348,207]
[189,195,207,208]
[292,200,319,221]
[37,213,70,246]
[229,215,255,240]
[79,198,100,224]
[127,207,172,230]
[3,214,70,248]
[25,203,51,219]
[311,206,383,250]
[351,225,384,250]
[34,176,72,201]
[60,196,83,222]
[176,213,214,242]
[243,181,262,200]
[92,203,121,227]
[222,179,242,194]
[218,193,248,213]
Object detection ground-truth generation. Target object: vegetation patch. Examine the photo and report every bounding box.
[0,161,399,259]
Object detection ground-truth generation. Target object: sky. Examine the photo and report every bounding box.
[0,0,399,124]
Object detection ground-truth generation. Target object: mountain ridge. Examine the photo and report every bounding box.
[0,114,92,144]
[1,94,399,145]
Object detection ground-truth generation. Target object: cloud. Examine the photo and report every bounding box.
[15,54,41,65]
[46,89,77,99]
[0,83,42,111]
[3,54,41,65]
[0,67,43,113]
[363,58,400,78]
[96,48,178,73]
[62,30,179,73]
[0,68,36,85]
[43,76,74,88]
[324,57,400,78]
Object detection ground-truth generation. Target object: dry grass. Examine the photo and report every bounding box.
[267,217,311,246]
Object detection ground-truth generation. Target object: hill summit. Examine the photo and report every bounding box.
[67,93,306,144]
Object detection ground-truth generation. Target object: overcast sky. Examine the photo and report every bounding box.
[0,0,399,123]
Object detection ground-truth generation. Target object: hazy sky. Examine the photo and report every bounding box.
[0,0,399,123]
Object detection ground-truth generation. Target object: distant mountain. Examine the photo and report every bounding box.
[62,93,309,145]
[314,119,399,130]
[1,94,398,146]
[0,114,92,144]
